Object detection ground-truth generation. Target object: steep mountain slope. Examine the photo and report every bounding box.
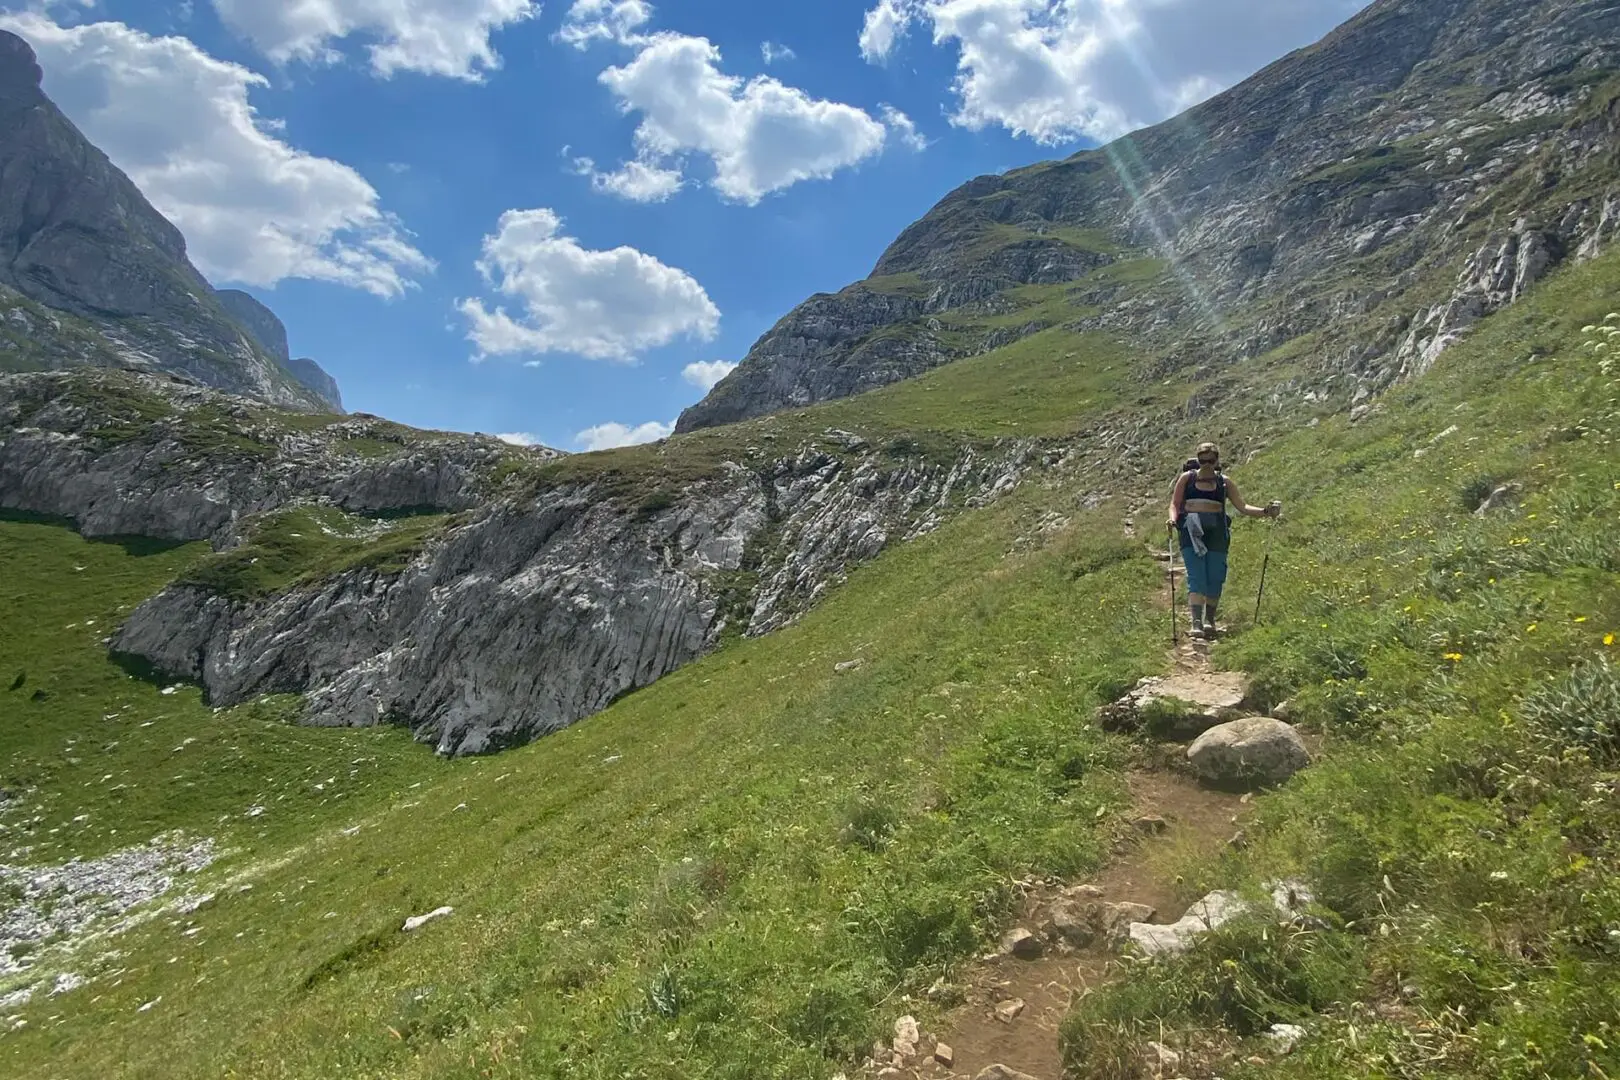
[0,30,328,411]
[678,0,1620,432]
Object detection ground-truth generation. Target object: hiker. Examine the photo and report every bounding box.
[1167,442,1280,639]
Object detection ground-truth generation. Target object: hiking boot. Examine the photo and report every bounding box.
[1188,624,1206,641]
[1203,620,1219,640]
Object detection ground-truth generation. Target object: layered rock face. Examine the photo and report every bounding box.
[0,30,327,410]
[679,0,1620,431]
[0,372,504,541]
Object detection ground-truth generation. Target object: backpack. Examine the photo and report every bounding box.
[1175,464,1229,529]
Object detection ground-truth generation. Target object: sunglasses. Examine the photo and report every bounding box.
[1197,455,1218,464]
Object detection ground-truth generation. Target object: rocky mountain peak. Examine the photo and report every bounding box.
[0,29,42,102]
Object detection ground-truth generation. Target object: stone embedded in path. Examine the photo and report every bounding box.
[892,1015,920,1058]
[1097,671,1250,736]
[1127,880,1315,957]
[1268,1022,1307,1054]
[1039,899,1095,946]
[1003,927,1043,959]
[1128,889,1246,956]
[1144,1041,1182,1074]
[974,1066,1041,1080]
[1187,717,1310,789]
[934,1042,955,1067]
[994,998,1027,1023]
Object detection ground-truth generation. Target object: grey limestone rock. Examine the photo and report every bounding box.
[215,288,344,411]
[1187,717,1312,789]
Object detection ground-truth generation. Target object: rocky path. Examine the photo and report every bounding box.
[862,572,1315,1080]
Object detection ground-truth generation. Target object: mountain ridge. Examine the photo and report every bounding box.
[678,0,1620,433]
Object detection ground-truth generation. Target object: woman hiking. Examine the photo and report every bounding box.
[1167,442,1280,639]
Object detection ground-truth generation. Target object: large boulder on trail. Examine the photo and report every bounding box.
[1187,717,1310,789]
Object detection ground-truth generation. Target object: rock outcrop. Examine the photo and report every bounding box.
[0,372,516,541]
[0,30,326,410]
[679,0,1620,431]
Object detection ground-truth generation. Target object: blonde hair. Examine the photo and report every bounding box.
[1196,442,1220,458]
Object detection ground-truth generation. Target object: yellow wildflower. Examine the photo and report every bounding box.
[1606,633,1616,647]
[1444,653,1463,662]
[1527,623,1539,634]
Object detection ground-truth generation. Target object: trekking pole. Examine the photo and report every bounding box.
[1167,524,1180,646]
[1253,508,1279,626]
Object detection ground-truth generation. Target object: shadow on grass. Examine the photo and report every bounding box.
[0,508,191,556]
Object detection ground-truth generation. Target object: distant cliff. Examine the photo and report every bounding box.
[0,29,327,410]
[216,289,343,411]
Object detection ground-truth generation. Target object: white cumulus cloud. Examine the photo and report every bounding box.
[495,431,541,446]
[681,359,736,390]
[597,30,889,204]
[859,0,917,63]
[760,40,795,64]
[209,0,537,79]
[3,14,431,297]
[575,419,673,451]
[554,0,653,48]
[858,0,1371,143]
[570,154,684,203]
[459,208,720,361]
[880,104,928,151]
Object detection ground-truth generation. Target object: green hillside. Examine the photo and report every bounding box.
[3,246,1619,1080]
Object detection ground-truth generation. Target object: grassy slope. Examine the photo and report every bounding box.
[0,248,1616,1078]
[0,515,442,867]
[1060,252,1620,1077]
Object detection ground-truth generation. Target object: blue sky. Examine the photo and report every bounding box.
[2,0,1369,449]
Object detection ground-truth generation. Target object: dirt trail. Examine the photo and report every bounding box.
[881,594,1251,1080]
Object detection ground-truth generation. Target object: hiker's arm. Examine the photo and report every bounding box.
[1167,473,1189,526]
[1227,478,1280,518]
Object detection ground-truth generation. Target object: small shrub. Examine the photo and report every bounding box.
[1061,917,1364,1078]
[870,886,978,970]
[1138,697,1200,740]
[1458,473,1499,514]
[635,488,679,519]
[646,964,683,1020]
[838,797,899,852]
[1520,657,1620,761]
[784,975,876,1058]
